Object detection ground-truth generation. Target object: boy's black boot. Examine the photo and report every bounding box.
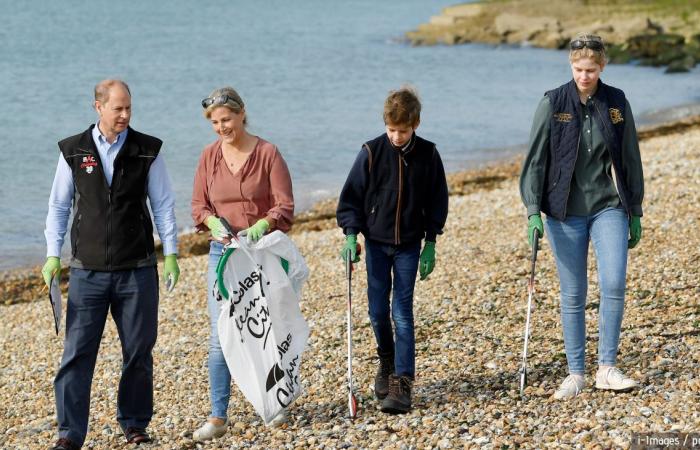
[374,351,394,400]
[380,374,413,414]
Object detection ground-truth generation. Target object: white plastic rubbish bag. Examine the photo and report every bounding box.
[214,231,310,424]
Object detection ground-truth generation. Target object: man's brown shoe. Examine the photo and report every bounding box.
[125,427,152,445]
[50,438,80,450]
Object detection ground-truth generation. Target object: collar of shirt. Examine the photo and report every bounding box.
[92,122,128,152]
[91,122,129,186]
[399,133,417,156]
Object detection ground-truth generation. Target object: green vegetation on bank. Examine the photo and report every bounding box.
[406,0,700,72]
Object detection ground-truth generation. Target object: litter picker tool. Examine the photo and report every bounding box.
[48,274,62,335]
[345,243,362,419]
[519,230,540,396]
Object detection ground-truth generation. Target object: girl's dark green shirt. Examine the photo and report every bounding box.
[520,95,644,218]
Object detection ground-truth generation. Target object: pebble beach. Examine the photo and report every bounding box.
[1,119,699,449]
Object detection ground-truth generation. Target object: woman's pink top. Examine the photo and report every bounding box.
[191,137,294,234]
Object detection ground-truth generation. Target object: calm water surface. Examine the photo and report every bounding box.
[0,0,698,270]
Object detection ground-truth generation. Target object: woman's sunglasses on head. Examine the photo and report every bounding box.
[570,39,604,51]
[201,94,240,109]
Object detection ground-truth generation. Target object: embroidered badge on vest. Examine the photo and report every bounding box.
[609,108,624,124]
[554,112,573,122]
[80,156,97,174]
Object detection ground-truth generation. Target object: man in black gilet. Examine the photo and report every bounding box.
[42,80,181,449]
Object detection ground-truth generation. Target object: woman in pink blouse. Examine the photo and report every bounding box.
[190,86,294,441]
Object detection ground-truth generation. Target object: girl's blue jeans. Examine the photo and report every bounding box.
[545,207,629,375]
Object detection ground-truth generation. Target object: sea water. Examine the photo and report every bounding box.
[0,0,698,270]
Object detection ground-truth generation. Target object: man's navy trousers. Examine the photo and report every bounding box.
[54,267,158,446]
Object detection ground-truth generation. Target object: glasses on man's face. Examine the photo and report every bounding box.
[570,39,604,51]
[201,94,238,109]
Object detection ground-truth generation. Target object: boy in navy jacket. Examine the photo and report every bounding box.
[336,86,448,413]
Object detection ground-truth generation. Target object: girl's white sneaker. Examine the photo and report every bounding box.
[595,367,637,391]
[553,374,586,399]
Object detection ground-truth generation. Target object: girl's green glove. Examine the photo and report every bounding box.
[628,215,642,249]
[419,241,436,280]
[528,214,544,247]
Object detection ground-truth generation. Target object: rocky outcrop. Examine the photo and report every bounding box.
[406,1,700,73]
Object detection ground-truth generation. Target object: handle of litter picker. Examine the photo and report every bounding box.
[529,230,540,285]
[219,217,234,238]
[345,243,362,277]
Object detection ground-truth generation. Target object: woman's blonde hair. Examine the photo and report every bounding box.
[203,86,247,125]
[569,33,607,66]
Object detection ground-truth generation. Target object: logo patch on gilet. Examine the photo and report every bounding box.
[554,112,573,122]
[80,156,97,174]
[609,108,624,124]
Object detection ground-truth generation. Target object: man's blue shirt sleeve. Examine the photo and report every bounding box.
[45,155,74,257]
[147,154,178,255]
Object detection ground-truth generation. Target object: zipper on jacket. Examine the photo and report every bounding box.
[560,132,580,218]
[394,152,404,244]
[560,104,585,218]
[106,189,112,269]
[593,100,628,213]
[141,213,151,258]
[73,214,82,256]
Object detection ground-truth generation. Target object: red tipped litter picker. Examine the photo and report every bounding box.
[345,243,361,418]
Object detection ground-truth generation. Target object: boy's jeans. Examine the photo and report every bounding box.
[365,239,421,378]
[206,241,231,420]
[545,207,629,375]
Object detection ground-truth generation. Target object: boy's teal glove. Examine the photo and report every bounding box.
[163,254,180,292]
[205,216,230,241]
[528,214,544,247]
[241,219,270,243]
[41,256,61,287]
[419,241,436,280]
[341,234,360,263]
[628,215,642,249]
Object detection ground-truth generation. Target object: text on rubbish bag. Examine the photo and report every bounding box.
[265,333,300,408]
[229,266,272,349]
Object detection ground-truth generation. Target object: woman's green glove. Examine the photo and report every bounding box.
[528,214,544,247]
[419,241,436,280]
[41,256,61,287]
[341,234,360,263]
[628,215,642,249]
[163,254,180,292]
[241,219,270,243]
[205,216,230,241]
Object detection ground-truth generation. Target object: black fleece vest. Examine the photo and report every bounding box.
[542,79,629,220]
[363,134,437,245]
[59,126,162,270]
